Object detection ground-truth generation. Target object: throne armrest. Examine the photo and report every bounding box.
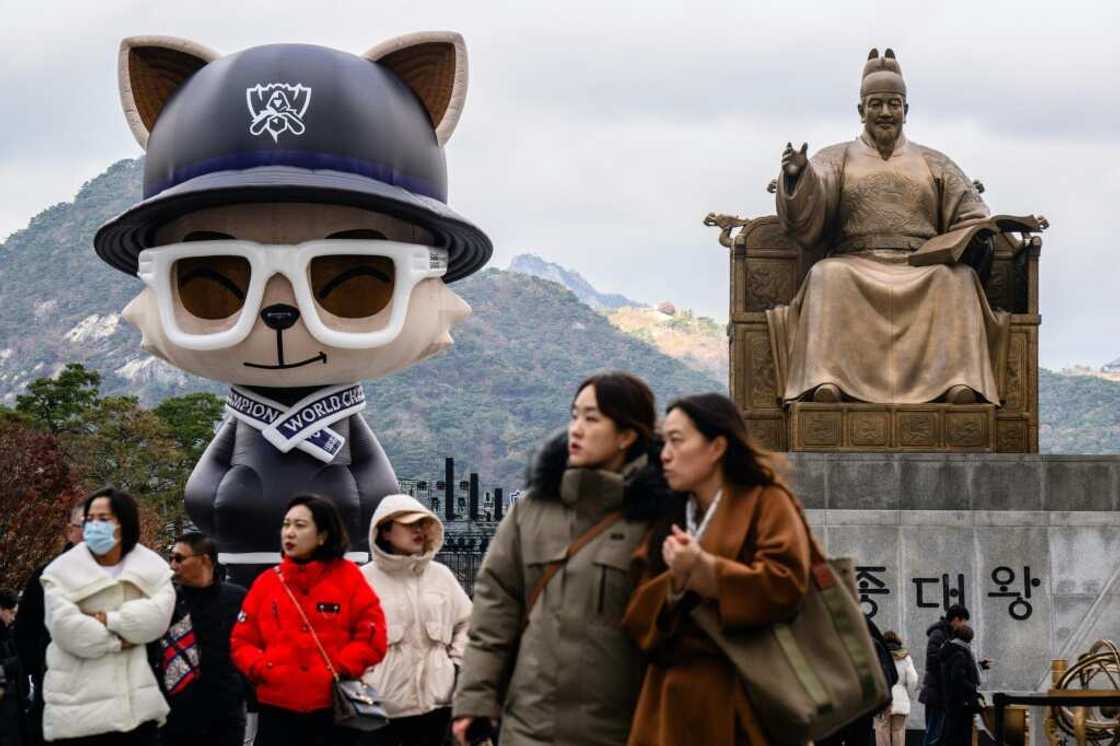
[706,214,807,312]
[985,215,1046,315]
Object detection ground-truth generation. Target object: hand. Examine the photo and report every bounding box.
[452,717,473,745]
[781,142,809,178]
[119,637,136,650]
[453,716,495,745]
[83,610,108,626]
[979,658,992,671]
[662,525,704,591]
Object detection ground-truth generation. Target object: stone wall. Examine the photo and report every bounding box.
[786,453,1120,723]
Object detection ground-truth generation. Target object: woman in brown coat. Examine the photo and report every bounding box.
[623,393,812,746]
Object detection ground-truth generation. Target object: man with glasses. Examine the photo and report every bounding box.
[154,533,248,746]
[13,504,84,745]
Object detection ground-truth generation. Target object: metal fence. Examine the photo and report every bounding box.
[434,550,487,597]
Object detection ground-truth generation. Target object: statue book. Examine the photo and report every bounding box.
[909,214,1045,266]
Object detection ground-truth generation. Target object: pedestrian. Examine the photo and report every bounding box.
[875,630,920,746]
[361,494,471,746]
[452,372,683,746]
[938,624,982,746]
[623,392,812,746]
[39,487,176,744]
[230,494,388,746]
[155,532,248,746]
[918,605,970,746]
[1,588,28,746]
[14,503,85,745]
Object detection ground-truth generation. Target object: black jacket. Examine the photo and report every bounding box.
[939,640,981,713]
[918,619,952,707]
[185,401,398,587]
[156,579,249,736]
[13,556,61,685]
[0,620,28,746]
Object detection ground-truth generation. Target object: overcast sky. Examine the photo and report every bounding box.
[1,0,1116,368]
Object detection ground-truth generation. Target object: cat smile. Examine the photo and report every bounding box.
[243,352,327,370]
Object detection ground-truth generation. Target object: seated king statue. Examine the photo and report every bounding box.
[767,48,1008,406]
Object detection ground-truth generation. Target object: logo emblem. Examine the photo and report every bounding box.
[246,83,312,142]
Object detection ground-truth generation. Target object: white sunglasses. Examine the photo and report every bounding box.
[137,239,449,351]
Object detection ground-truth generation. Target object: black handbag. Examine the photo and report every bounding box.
[275,568,389,732]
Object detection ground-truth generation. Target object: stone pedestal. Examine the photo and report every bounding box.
[784,453,1120,725]
[790,403,996,452]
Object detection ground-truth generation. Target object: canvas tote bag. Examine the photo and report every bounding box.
[690,486,889,745]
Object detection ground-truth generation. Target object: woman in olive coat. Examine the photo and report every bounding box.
[452,372,683,746]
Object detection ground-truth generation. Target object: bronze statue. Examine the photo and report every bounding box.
[769,48,1008,406]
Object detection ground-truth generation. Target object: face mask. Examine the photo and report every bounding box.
[83,520,118,556]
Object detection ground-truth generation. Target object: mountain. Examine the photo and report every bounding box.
[0,159,721,489]
[1039,369,1120,453]
[607,306,728,384]
[509,253,641,311]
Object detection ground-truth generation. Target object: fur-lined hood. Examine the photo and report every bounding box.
[524,430,685,522]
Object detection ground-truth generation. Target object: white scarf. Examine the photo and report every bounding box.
[686,489,723,541]
[225,383,366,463]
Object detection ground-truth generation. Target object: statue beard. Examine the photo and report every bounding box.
[867,120,902,151]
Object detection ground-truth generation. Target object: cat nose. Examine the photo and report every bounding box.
[260,304,300,330]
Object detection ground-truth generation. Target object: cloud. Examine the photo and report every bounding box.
[0,0,1117,368]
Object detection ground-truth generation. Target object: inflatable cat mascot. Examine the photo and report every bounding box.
[94,34,491,582]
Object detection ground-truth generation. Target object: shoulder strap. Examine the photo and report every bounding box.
[274,567,340,682]
[522,510,624,630]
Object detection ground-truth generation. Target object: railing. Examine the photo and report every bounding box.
[991,691,1120,746]
[435,550,486,597]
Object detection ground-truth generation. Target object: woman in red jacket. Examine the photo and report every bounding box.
[232,494,388,746]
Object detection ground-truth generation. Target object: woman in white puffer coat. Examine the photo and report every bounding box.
[40,487,175,744]
[875,630,921,746]
[361,494,472,746]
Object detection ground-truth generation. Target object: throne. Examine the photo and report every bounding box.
[707,204,1044,453]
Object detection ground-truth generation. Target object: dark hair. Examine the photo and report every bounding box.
[83,487,141,556]
[953,623,974,643]
[175,532,218,566]
[946,604,970,622]
[573,372,657,462]
[375,521,395,555]
[883,630,903,650]
[285,494,349,561]
[0,589,17,611]
[665,393,780,488]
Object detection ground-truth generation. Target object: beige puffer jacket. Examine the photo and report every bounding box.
[361,494,471,718]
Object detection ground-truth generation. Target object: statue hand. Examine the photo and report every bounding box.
[781,142,809,178]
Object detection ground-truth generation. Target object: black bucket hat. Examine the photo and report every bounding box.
[95,35,491,282]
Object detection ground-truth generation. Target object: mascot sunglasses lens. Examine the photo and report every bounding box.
[172,254,398,322]
[309,255,396,319]
[175,256,251,320]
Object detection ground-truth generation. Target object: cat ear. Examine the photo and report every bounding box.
[119,36,220,149]
[363,31,468,147]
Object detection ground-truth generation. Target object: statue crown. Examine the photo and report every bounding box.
[861,47,906,98]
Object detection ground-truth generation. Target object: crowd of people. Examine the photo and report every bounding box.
[0,373,993,746]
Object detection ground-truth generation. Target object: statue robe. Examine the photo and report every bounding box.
[768,133,1009,405]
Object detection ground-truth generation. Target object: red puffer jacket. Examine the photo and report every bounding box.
[231,556,387,712]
